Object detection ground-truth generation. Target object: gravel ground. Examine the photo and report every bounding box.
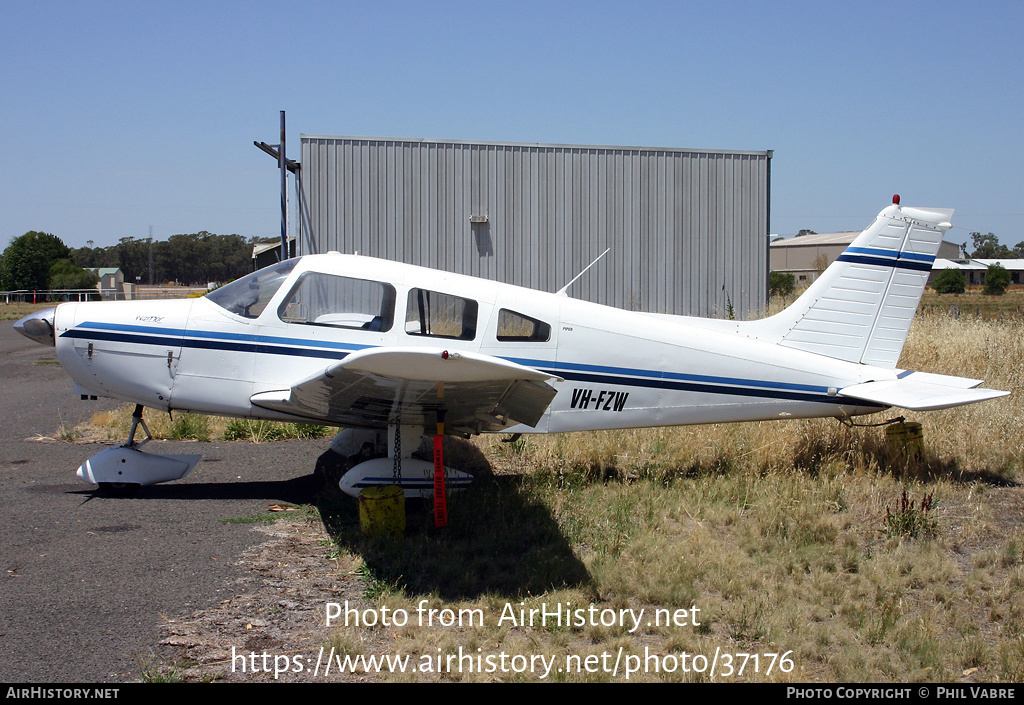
[153,508,372,682]
[0,320,347,683]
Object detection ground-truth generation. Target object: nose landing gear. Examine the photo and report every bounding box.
[77,405,202,496]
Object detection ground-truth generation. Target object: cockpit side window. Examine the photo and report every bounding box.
[206,260,297,319]
[496,309,551,342]
[278,273,395,331]
[405,288,478,340]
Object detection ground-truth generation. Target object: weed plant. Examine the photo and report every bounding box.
[883,488,939,540]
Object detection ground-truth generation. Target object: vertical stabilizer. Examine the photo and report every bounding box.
[747,199,952,368]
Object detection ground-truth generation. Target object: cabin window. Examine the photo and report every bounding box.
[206,259,297,319]
[496,309,551,342]
[405,288,477,340]
[278,273,395,331]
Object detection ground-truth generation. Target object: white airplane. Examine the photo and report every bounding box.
[14,197,1008,502]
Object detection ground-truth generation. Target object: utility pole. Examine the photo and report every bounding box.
[254,112,300,263]
[279,111,287,262]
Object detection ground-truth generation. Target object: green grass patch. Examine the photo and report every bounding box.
[222,419,330,442]
[218,512,284,525]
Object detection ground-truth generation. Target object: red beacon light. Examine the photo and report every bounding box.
[892,194,901,205]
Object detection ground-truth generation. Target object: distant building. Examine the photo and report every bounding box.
[932,258,1024,286]
[252,238,296,271]
[86,268,125,299]
[770,232,961,285]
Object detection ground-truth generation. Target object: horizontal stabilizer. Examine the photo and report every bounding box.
[839,376,1009,411]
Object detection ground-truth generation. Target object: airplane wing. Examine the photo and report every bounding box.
[839,371,1009,411]
[249,347,561,435]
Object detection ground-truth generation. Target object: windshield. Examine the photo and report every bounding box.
[205,259,297,319]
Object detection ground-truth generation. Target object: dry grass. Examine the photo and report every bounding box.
[318,310,1024,682]
[0,301,57,321]
[76,406,329,443]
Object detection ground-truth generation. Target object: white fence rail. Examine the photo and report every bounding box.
[1,288,208,303]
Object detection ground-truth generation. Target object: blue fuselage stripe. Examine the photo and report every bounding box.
[548,369,863,405]
[505,356,827,394]
[61,328,356,360]
[70,320,372,352]
[61,323,878,408]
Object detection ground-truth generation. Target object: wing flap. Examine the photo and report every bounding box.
[250,347,560,434]
[839,377,1008,411]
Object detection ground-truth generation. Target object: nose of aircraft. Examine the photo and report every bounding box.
[14,307,57,346]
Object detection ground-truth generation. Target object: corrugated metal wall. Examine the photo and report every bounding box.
[298,136,770,318]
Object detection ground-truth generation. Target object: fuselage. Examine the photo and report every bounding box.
[51,253,887,434]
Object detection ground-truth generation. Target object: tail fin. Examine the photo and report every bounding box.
[747,199,952,368]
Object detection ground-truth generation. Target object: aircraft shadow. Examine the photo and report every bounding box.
[317,447,593,601]
[71,474,321,503]
[69,442,593,599]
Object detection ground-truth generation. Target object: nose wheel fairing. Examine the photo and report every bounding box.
[77,446,201,487]
[75,404,201,492]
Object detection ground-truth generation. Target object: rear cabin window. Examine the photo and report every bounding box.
[405,288,478,340]
[496,309,551,342]
[278,273,395,331]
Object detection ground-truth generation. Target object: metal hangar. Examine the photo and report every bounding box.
[296,135,771,318]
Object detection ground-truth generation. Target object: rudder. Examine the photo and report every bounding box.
[746,198,953,368]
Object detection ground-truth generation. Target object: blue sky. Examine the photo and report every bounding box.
[2,0,1021,251]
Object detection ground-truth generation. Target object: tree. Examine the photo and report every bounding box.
[48,259,99,290]
[0,231,71,291]
[930,268,966,294]
[769,271,795,297]
[970,232,1015,259]
[796,229,817,237]
[71,231,253,286]
[983,262,1012,295]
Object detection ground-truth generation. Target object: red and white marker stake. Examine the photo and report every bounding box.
[434,385,448,528]
[433,434,447,527]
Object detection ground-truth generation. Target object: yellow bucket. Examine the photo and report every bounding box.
[885,421,924,461]
[359,485,406,536]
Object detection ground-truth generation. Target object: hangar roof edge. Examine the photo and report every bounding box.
[299,134,772,158]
